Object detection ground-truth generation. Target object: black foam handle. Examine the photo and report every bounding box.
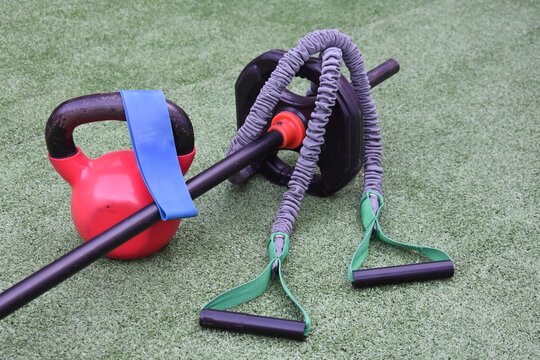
[353,260,454,288]
[199,309,306,341]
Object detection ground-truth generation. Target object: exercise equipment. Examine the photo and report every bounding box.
[0,91,293,318]
[47,91,197,260]
[0,30,453,341]
[235,49,364,196]
[199,30,453,340]
[0,61,394,318]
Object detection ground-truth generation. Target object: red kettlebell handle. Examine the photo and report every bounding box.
[45,92,195,159]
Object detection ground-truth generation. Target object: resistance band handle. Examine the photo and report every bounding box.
[353,260,454,288]
[199,309,306,341]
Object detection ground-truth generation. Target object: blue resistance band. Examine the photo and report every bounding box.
[120,90,197,220]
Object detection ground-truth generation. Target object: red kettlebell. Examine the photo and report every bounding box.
[45,92,196,260]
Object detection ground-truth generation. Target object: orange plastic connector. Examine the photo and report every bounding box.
[268,111,306,149]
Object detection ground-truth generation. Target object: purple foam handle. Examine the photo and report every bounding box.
[199,309,306,341]
[353,260,454,288]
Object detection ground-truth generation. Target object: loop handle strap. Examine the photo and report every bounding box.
[348,191,453,283]
[201,233,311,337]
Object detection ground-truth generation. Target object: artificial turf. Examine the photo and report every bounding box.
[0,0,538,358]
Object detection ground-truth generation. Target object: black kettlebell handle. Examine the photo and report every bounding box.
[45,92,195,159]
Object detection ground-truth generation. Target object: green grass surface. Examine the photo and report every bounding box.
[1,0,539,358]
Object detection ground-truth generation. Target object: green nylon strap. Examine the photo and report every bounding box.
[347,191,452,281]
[202,232,312,336]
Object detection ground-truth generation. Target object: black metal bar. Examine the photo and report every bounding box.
[200,309,306,341]
[366,59,400,88]
[187,131,282,199]
[353,260,455,288]
[0,131,283,320]
[0,204,161,319]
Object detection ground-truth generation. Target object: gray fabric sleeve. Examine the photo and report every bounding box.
[271,48,343,235]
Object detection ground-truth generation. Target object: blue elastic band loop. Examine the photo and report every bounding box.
[120,90,197,220]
